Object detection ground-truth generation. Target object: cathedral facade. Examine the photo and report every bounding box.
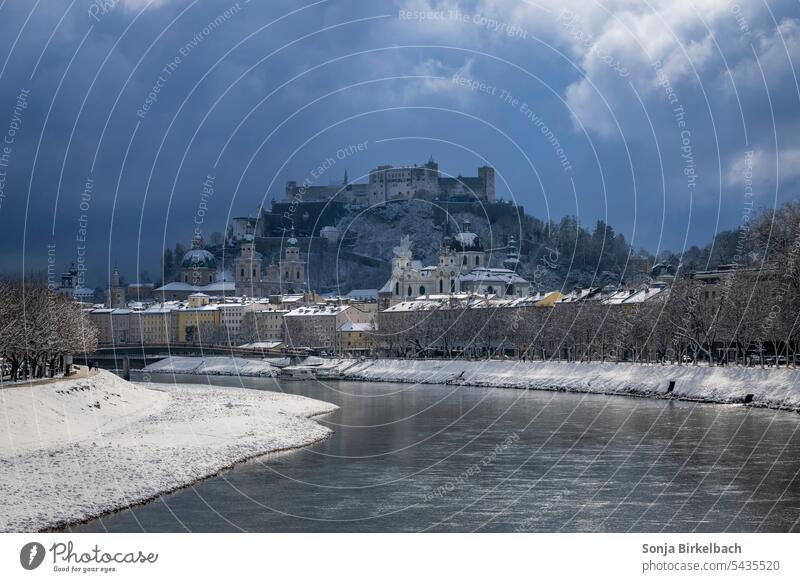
[234,232,306,297]
[380,221,530,308]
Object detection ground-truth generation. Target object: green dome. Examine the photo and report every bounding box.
[181,248,217,269]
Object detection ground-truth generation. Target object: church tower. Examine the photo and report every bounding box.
[503,236,521,272]
[280,229,305,294]
[234,236,264,296]
[107,267,126,307]
[452,219,485,273]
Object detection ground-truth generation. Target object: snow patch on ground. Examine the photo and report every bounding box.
[0,370,336,532]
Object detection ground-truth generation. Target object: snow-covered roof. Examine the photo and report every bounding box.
[603,289,638,305]
[180,304,219,311]
[156,282,190,291]
[285,304,351,317]
[238,341,284,349]
[344,289,378,300]
[557,288,596,303]
[155,281,234,293]
[338,322,374,332]
[458,267,528,285]
[620,284,669,304]
[383,300,443,312]
[553,284,670,305]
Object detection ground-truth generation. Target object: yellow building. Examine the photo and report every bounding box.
[240,305,288,343]
[130,308,177,345]
[337,322,375,354]
[178,301,220,343]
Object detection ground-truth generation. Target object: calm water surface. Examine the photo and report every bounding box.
[72,373,800,532]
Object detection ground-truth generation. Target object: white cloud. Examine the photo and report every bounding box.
[730,17,800,90]
[405,57,476,102]
[725,147,800,191]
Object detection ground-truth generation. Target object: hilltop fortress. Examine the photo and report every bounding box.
[283,157,496,207]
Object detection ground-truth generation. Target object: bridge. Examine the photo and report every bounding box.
[74,343,315,370]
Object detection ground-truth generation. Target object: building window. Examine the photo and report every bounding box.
[450,279,455,293]
[297,271,300,279]
[439,280,443,293]
[419,286,426,296]
[252,269,256,277]
[462,256,467,266]
[240,268,244,277]
[475,256,480,265]
[395,282,399,295]
[407,286,412,297]
[487,286,494,294]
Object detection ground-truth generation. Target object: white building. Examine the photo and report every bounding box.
[379,221,530,307]
[367,158,495,204]
[283,304,373,350]
[218,302,245,344]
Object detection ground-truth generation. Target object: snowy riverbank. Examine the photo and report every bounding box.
[141,355,800,411]
[0,370,337,532]
[319,358,800,411]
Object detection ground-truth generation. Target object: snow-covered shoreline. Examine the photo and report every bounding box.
[142,355,800,411]
[0,370,337,532]
[316,358,800,411]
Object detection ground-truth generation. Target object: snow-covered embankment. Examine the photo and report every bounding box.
[141,355,283,376]
[297,358,800,411]
[0,370,336,532]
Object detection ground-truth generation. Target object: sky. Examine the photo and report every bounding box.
[0,0,798,287]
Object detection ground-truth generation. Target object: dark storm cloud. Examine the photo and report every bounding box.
[0,0,798,285]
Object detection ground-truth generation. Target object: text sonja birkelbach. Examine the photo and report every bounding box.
[642,541,742,556]
[48,541,158,574]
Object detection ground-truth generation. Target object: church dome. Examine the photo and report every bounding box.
[181,248,217,269]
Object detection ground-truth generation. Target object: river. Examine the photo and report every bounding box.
[71,373,800,532]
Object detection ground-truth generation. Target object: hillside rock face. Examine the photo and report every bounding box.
[249,199,649,293]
